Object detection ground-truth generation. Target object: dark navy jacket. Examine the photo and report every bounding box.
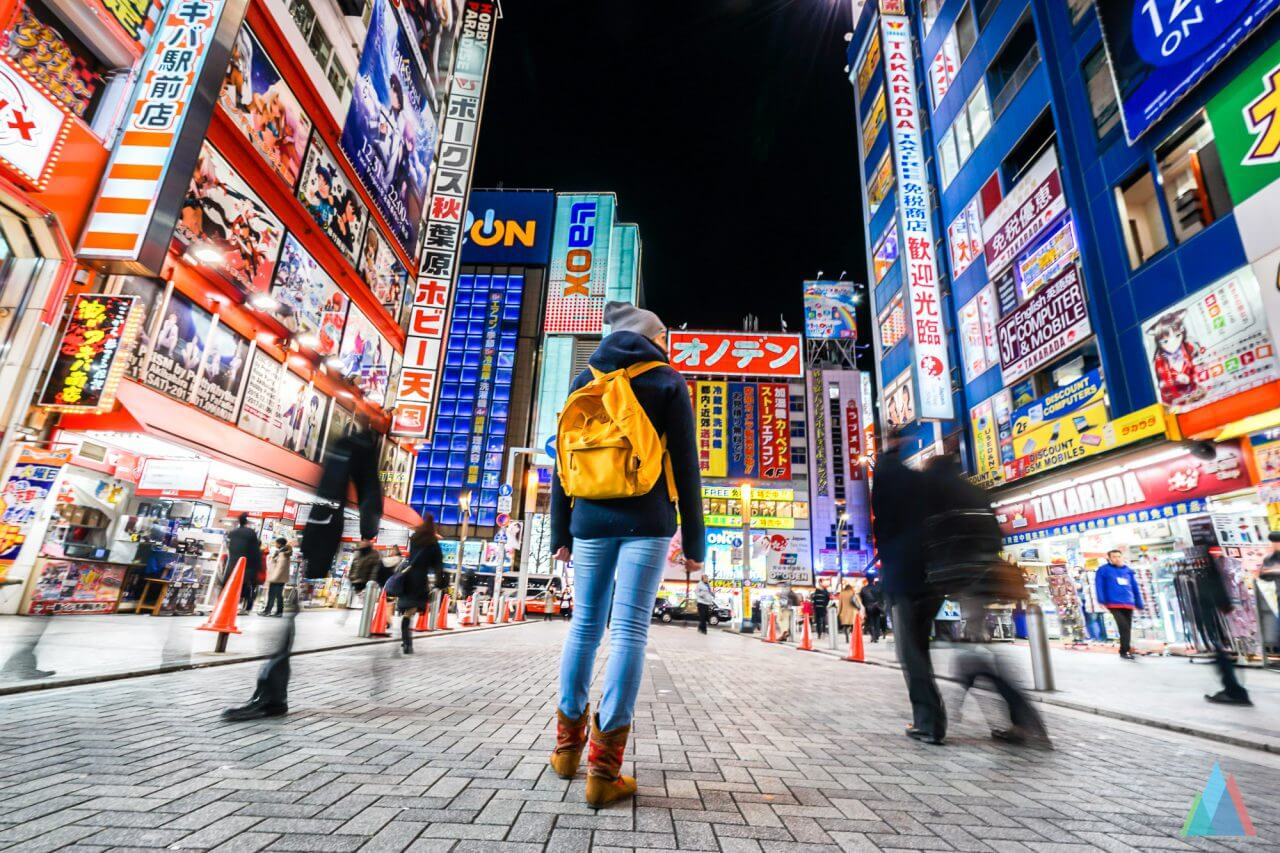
[550,332,706,562]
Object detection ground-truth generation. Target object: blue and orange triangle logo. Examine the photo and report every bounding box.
[1182,764,1256,837]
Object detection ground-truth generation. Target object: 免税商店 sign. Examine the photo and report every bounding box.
[996,264,1091,383]
[880,13,954,420]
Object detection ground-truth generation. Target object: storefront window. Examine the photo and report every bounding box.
[1155,113,1233,243]
[1083,46,1120,139]
[1115,167,1170,269]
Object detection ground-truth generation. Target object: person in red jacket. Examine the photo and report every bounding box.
[1095,549,1144,660]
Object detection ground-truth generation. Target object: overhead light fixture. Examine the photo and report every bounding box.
[190,244,224,264]
[249,292,278,311]
[324,356,345,371]
[296,332,320,349]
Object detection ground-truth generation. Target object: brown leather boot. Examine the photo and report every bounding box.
[584,714,636,808]
[549,704,590,779]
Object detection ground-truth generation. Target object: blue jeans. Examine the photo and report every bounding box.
[557,536,668,731]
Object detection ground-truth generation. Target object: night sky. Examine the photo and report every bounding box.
[472,0,868,336]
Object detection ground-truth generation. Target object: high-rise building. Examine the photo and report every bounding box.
[847,0,1280,643]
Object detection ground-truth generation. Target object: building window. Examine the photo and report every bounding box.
[988,12,1040,116]
[1001,110,1055,187]
[1155,113,1233,243]
[1115,167,1170,269]
[1067,0,1093,24]
[1083,46,1120,138]
[288,0,350,101]
[939,127,960,186]
[936,84,991,187]
[955,4,978,61]
[922,0,945,34]
[974,0,1000,28]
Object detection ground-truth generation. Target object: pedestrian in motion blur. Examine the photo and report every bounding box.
[1095,549,1142,660]
[547,302,704,808]
[811,581,831,638]
[1199,548,1252,706]
[922,456,1049,747]
[393,517,443,655]
[222,418,382,721]
[223,513,263,614]
[837,580,859,640]
[872,431,945,745]
[861,575,887,643]
[261,537,290,617]
[695,573,716,634]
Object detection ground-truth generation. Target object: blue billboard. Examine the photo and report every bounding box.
[461,191,556,265]
[1096,0,1280,142]
[803,281,858,340]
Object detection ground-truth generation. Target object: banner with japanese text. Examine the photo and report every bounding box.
[880,14,954,420]
[669,331,803,378]
[0,448,71,580]
[757,383,791,480]
[727,382,758,479]
[38,295,140,412]
[694,381,727,478]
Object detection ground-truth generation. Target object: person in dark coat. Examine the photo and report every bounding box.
[223,514,263,614]
[223,421,383,721]
[859,576,886,642]
[1200,549,1251,705]
[872,432,945,745]
[395,517,443,654]
[810,583,831,638]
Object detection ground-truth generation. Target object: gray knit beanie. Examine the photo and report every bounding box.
[603,301,666,340]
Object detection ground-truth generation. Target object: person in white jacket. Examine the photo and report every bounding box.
[695,575,717,634]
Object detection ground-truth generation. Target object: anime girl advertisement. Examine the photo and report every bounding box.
[270,234,348,355]
[358,221,409,316]
[340,0,438,258]
[1141,267,1280,413]
[219,27,313,187]
[296,135,368,265]
[177,142,284,294]
[337,304,391,406]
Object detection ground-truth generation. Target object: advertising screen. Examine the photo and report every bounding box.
[176,141,285,294]
[143,289,213,402]
[192,318,250,422]
[1141,265,1280,413]
[462,191,556,265]
[1096,0,1280,143]
[878,294,907,351]
[296,134,368,265]
[803,281,858,340]
[219,26,312,187]
[340,0,438,259]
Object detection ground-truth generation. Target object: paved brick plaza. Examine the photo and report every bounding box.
[0,621,1275,851]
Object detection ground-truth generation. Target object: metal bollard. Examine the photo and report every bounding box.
[1026,603,1055,691]
[827,607,840,650]
[358,582,381,638]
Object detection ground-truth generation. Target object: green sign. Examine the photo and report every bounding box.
[1207,39,1280,205]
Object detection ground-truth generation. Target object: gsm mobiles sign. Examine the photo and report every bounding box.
[562,200,598,297]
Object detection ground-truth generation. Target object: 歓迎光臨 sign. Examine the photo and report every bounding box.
[996,263,1091,383]
[981,149,1067,276]
[880,13,953,420]
[669,331,803,378]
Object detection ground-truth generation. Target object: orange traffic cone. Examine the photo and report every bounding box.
[846,612,866,662]
[438,593,453,630]
[515,598,526,622]
[369,590,391,637]
[197,557,245,652]
[797,615,814,651]
[486,595,497,624]
[499,598,510,623]
[414,604,431,632]
[763,610,778,643]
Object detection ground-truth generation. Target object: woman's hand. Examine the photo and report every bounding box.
[685,559,704,573]
[553,547,570,562]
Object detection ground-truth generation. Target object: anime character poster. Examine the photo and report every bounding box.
[275,375,328,460]
[117,276,166,379]
[358,222,409,316]
[270,234,349,355]
[142,291,213,402]
[296,135,368,265]
[1141,267,1280,413]
[177,141,285,294]
[192,321,250,422]
[393,0,463,94]
[219,27,313,187]
[337,303,391,406]
[340,0,438,258]
[237,348,281,441]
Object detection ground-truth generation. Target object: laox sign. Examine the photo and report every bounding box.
[562,201,597,296]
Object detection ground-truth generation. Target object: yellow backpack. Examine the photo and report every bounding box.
[556,361,677,502]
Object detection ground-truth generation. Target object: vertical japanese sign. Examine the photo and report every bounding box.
[392,1,496,438]
[881,14,954,420]
[757,383,791,481]
[0,448,70,581]
[545,193,617,333]
[845,399,863,481]
[38,295,140,412]
[727,382,759,479]
[695,381,728,477]
[79,0,250,275]
[465,286,506,488]
[809,370,828,497]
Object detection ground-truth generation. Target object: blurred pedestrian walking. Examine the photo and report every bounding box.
[922,455,1048,747]
[1199,548,1251,706]
[873,431,945,745]
[223,419,382,721]
[389,517,442,654]
[837,581,859,640]
[860,576,887,643]
[811,582,831,638]
[695,574,716,634]
[261,538,290,617]
[223,513,263,615]
[1095,549,1142,660]
[547,302,704,808]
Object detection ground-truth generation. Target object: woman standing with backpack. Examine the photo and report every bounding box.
[547,302,705,809]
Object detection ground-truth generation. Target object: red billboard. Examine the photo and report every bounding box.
[669,331,803,379]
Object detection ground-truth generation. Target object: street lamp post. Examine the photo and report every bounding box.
[454,489,472,620]
[739,482,752,633]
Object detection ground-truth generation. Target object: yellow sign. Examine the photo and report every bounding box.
[862,88,886,152]
[868,153,894,214]
[696,381,728,478]
[1003,404,1169,482]
[703,486,794,501]
[855,30,881,98]
[970,398,1002,485]
[705,515,796,530]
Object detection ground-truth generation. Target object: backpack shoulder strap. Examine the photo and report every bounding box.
[588,366,604,380]
[625,360,667,379]
[661,436,677,503]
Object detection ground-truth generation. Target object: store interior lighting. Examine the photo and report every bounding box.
[187,244,224,264]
